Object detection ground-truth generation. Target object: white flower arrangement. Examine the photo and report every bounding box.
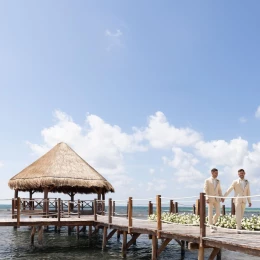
[148,213,260,230]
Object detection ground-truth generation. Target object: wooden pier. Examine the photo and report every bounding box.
[0,193,260,260]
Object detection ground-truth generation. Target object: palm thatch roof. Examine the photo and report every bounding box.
[8,142,115,194]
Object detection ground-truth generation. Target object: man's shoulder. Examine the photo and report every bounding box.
[204,177,211,182]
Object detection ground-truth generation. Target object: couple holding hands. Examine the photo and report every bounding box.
[204,168,251,233]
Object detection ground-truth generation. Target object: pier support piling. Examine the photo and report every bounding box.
[152,235,158,260]
[30,226,36,246]
[122,231,127,258]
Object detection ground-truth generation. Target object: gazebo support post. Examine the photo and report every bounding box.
[13,189,18,228]
[43,187,49,217]
[29,190,33,218]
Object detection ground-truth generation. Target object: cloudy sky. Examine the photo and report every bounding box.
[1,1,260,207]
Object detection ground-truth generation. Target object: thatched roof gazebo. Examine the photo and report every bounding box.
[8,142,114,208]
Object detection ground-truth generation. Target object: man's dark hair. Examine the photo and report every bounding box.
[238,169,245,173]
[211,168,218,173]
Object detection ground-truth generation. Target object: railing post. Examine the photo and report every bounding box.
[169,200,173,213]
[68,200,70,216]
[47,198,49,217]
[113,201,115,216]
[175,201,178,213]
[222,205,225,216]
[55,198,57,212]
[102,200,105,216]
[128,197,132,233]
[94,199,97,221]
[156,195,161,238]
[108,198,112,224]
[193,204,196,214]
[126,201,128,218]
[198,192,206,260]
[17,197,20,228]
[78,199,81,218]
[58,198,61,225]
[195,199,200,216]
[148,201,153,216]
[231,200,235,215]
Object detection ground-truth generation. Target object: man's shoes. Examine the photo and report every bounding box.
[210,226,217,233]
[236,230,241,234]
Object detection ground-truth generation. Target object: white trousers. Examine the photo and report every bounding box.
[208,201,220,225]
[235,203,246,230]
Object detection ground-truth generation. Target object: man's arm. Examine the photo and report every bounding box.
[247,182,252,206]
[218,181,224,202]
[224,181,235,198]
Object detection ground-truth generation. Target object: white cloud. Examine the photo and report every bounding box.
[149,168,155,174]
[0,161,4,168]
[163,148,204,187]
[142,111,202,149]
[147,179,167,192]
[255,106,260,118]
[27,110,146,177]
[239,117,247,123]
[195,138,248,166]
[105,29,123,51]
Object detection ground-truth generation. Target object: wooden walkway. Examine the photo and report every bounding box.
[1,214,260,259]
[1,194,260,259]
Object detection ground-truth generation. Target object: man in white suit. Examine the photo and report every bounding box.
[224,169,252,232]
[204,168,224,232]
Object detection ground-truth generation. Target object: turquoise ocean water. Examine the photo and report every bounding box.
[0,205,259,259]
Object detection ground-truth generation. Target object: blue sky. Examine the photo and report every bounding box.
[1,1,260,207]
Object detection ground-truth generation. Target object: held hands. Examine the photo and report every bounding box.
[206,199,209,204]
[221,198,225,203]
[249,203,252,207]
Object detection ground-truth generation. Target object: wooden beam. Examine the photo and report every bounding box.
[102,226,108,250]
[126,233,140,249]
[30,226,36,245]
[222,205,225,216]
[117,230,121,240]
[76,226,79,240]
[152,235,158,260]
[88,225,92,237]
[157,238,172,256]
[113,201,115,216]
[43,187,49,217]
[208,248,220,260]
[108,198,112,224]
[128,197,132,233]
[107,229,117,241]
[94,199,97,221]
[17,197,20,228]
[174,202,178,213]
[148,201,153,215]
[195,199,200,216]
[38,226,43,245]
[198,192,206,260]
[156,195,161,238]
[122,231,127,258]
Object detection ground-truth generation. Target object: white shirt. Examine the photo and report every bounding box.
[212,178,217,189]
[240,179,246,190]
